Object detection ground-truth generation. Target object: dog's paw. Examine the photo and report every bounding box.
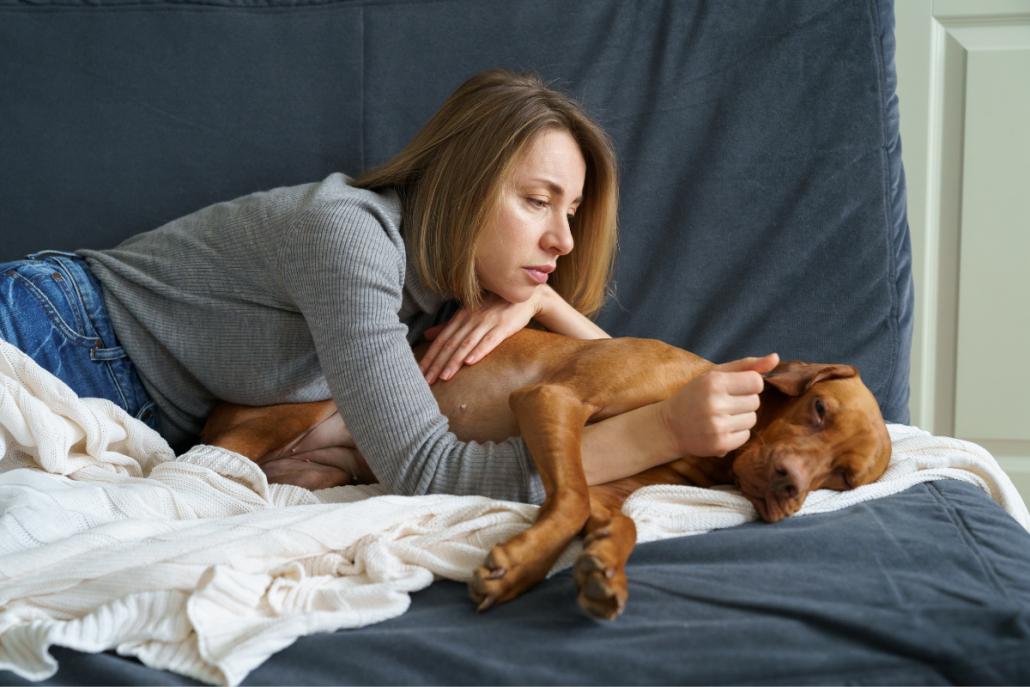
[574,523,631,620]
[574,552,627,621]
[468,542,552,612]
[468,545,512,611]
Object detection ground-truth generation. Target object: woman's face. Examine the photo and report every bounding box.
[474,128,586,304]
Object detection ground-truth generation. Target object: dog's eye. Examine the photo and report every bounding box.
[812,397,827,424]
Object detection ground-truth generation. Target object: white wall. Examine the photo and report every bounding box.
[895,0,1030,502]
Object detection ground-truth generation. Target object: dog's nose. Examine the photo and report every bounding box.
[771,467,798,498]
[770,455,809,500]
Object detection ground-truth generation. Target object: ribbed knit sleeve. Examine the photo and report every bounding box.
[277,198,545,504]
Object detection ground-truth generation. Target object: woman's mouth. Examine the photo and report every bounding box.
[523,267,550,284]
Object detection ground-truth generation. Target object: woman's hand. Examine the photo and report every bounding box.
[419,290,546,384]
[257,410,375,489]
[659,353,780,457]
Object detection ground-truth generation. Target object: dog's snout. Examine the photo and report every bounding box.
[770,454,809,500]
[771,466,799,498]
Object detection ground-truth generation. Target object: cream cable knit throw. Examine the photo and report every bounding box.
[1,340,1027,685]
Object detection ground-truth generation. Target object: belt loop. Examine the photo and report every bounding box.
[91,345,126,361]
[26,249,80,261]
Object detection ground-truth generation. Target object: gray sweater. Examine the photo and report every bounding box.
[79,173,544,503]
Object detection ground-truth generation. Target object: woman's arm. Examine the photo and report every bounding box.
[532,285,609,340]
[420,285,606,383]
[280,202,547,504]
[580,401,678,484]
[580,354,779,485]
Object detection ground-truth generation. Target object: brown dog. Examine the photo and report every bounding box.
[202,329,891,619]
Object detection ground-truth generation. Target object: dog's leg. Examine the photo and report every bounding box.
[574,489,637,620]
[203,401,366,489]
[469,383,596,611]
[572,469,677,620]
[469,338,708,612]
[202,401,338,460]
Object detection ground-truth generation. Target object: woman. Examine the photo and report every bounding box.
[0,70,776,503]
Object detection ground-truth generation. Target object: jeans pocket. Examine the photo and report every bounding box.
[4,266,99,349]
[1,258,156,424]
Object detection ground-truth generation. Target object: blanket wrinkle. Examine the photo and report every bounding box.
[1,339,1028,686]
[1,343,173,478]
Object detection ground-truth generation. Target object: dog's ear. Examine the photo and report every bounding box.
[763,361,858,397]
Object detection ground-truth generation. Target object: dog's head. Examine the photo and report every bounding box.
[731,361,891,523]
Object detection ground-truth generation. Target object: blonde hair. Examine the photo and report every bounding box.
[352,69,618,317]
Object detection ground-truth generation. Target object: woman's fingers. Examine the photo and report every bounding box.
[724,411,758,433]
[715,352,780,375]
[716,370,765,396]
[706,355,779,399]
[450,313,526,373]
[437,312,530,380]
[438,324,494,381]
[720,429,752,455]
[424,318,487,384]
[418,293,541,384]
[715,383,762,413]
[462,328,505,366]
[419,313,471,382]
[662,354,781,457]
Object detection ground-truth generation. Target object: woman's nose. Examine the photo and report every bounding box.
[543,213,574,256]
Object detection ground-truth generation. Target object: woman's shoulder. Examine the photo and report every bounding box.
[300,173,401,224]
[287,174,401,245]
[279,174,406,275]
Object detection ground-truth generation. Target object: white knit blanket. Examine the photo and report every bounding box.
[1,340,1028,686]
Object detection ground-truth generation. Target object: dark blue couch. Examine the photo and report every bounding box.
[0,0,912,423]
[3,0,1030,684]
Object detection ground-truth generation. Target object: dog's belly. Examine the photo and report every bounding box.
[431,377,521,443]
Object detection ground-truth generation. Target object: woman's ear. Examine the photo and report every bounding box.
[763,361,858,397]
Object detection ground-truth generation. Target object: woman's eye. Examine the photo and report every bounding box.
[527,197,548,209]
[566,214,575,225]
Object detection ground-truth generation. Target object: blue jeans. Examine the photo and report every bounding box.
[0,250,158,429]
